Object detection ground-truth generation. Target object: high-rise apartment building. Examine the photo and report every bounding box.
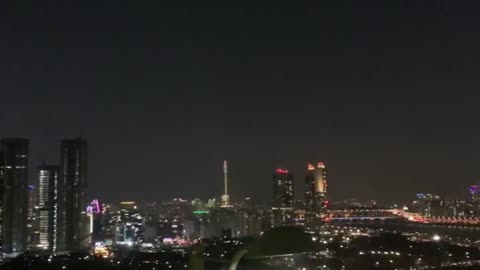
[37,164,60,251]
[27,184,37,249]
[1,138,29,253]
[305,162,327,212]
[112,202,144,244]
[272,168,294,226]
[272,169,294,209]
[305,162,327,229]
[59,138,88,251]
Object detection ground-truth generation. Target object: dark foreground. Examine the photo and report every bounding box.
[0,250,188,270]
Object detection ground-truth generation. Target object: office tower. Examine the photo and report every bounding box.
[305,162,327,229]
[236,200,263,237]
[1,138,29,253]
[272,168,294,226]
[185,207,235,239]
[272,169,294,209]
[112,201,144,245]
[412,193,445,218]
[305,162,328,212]
[169,198,188,238]
[37,164,60,251]
[119,201,136,210]
[27,184,37,248]
[59,138,88,251]
[210,208,236,238]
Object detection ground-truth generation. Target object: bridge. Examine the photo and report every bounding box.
[325,209,403,222]
[324,209,480,226]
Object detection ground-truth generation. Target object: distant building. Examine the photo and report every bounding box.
[272,168,294,226]
[59,138,88,251]
[112,201,144,245]
[272,169,294,209]
[411,193,446,218]
[305,162,327,228]
[184,212,207,240]
[27,184,37,248]
[305,162,327,212]
[239,197,254,210]
[185,207,236,239]
[443,200,476,218]
[294,209,306,227]
[169,198,188,238]
[235,208,262,237]
[101,204,115,244]
[37,164,61,251]
[1,138,29,253]
[210,208,236,238]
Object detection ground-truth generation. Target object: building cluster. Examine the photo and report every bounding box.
[0,148,330,252]
[0,137,88,253]
[83,161,329,247]
[409,189,480,218]
[179,161,329,240]
[272,162,328,231]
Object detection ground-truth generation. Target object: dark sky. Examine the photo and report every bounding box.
[1,2,480,203]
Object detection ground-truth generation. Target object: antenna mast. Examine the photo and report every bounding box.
[221,160,230,207]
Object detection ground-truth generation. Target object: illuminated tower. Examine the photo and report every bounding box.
[59,138,88,251]
[221,160,231,207]
[305,162,327,212]
[1,138,29,253]
[113,201,144,244]
[86,199,102,245]
[37,164,60,251]
[272,168,294,226]
[27,184,37,249]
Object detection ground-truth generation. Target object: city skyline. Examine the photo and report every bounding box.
[0,136,478,204]
[2,136,478,210]
[3,3,480,203]
[4,2,480,269]
[2,135,480,267]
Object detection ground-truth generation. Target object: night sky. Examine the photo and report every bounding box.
[1,2,480,203]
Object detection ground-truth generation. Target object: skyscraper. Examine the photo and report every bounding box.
[305,162,327,228]
[112,201,144,244]
[1,138,29,253]
[272,168,294,226]
[27,184,37,249]
[59,138,88,251]
[305,162,327,211]
[37,164,60,251]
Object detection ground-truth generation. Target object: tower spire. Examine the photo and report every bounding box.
[221,160,231,207]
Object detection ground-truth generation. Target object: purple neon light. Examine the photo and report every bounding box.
[86,199,101,214]
[469,185,480,196]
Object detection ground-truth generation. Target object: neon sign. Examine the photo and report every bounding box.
[86,199,101,214]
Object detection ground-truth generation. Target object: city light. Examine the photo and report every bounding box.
[193,210,209,214]
[3,3,480,270]
[276,168,289,174]
[86,199,101,214]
